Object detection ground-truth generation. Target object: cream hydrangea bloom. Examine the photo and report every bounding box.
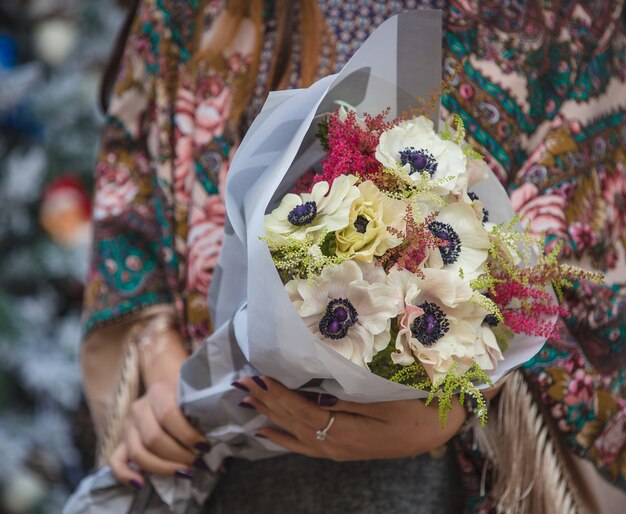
[388,267,488,383]
[285,261,402,368]
[375,116,468,195]
[335,180,407,262]
[264,175,360,245]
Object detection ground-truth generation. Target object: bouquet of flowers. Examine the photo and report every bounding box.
[262,106,592,426]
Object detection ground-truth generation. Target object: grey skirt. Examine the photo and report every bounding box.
[204,450,463,514]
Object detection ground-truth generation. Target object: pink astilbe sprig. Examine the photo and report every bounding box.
[290,169,318,195]
[314,109,394,188]
[492,281,568,339]
[379,208,442,274]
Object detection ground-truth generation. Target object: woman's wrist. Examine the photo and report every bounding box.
[131,314,189,387]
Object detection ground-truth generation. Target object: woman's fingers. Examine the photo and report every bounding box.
[109,442,144,490]
[316,393,412,420]
[108,380,210,485]
[242,394,316,443]
[239,375,412,424]
[240,376,330,431]
[256,420,366,462]
[256,428,320,458]
[124,422,193,477]
[236,375,473,461]
[146,382,209,452]
[131,398,197,466]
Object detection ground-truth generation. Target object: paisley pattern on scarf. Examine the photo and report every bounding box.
[83,0,626,510]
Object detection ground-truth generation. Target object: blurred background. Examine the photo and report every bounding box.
[0,1,127,512]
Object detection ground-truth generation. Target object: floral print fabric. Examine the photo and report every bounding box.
[84,0,626,509]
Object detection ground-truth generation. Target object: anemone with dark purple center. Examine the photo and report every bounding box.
[468,192,490,223]
[319,298,359,340]
[287,201,317,226]
[428,221,462,265]
[411,301,449,346]
[399,147,438,176]
[483,313,500,327]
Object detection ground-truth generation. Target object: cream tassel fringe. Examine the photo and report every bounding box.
[96,341,140,467]
[469,370,584,514]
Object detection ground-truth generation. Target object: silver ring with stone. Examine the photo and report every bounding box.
[315,413,336,441]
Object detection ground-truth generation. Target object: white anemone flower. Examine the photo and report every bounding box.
[465,190,490,225]
[375,116,468,195]
[388,267,487,383]
[467,158,490,188]
[426,202,490,281]
[475,325,504,372]
[264,174,360,245]
[285,261,402,368]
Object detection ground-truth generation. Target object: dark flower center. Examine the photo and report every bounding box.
[428,221,462,265]
[468,192,489,223]
[483,314,500,327]
[399,147,438,176]
[354,215,370,234]
[288,201,317,226]
[411,302,449,346]
[319,298,358,340]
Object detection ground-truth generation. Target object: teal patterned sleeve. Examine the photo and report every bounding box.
[82,0,177,335]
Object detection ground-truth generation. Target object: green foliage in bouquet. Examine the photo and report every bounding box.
[391,361,492,427]
[316,117,331,152]
[369,333,492,428]
[263,233,347,282]
[440,115,483,160]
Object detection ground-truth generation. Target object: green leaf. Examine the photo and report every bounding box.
[369,318,403,378]
[316,118,330,151]
[492,324,514,353]
[320,232,337,257]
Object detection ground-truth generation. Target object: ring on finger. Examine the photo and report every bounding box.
[315,412,335,441]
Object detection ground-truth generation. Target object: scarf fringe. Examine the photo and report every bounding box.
[469,370,582,514]
[97,341,140,467]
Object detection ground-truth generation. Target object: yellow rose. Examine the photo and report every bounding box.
[335,181,407,262]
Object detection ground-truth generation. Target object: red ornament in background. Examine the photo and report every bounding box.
[40,174,92,247]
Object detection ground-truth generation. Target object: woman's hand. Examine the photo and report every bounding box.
[109,330,210,490]
[235,375,468,461]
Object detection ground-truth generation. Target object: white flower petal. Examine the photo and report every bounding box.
[286,260,397,367]
[375,116,468,194]
[265,175,359,244]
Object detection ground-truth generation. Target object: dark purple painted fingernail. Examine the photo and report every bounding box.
[231,381,249,393]
[255,433,267,439]
[194,441,211,453]
[193,456,209,471]
[175,469,193,480]
[318,393,338,407]
[252,376,268,391]
[239,401,256,410]
[129,479,143,490]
